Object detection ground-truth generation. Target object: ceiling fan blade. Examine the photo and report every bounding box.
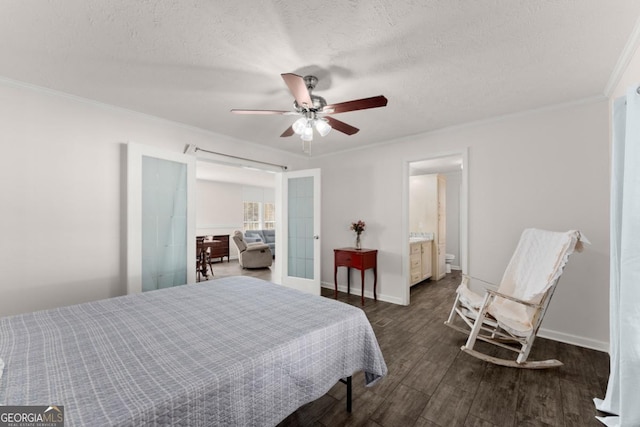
[326,116,360,135]
[280,126,295,137]
[230,109,290,115]
[323,95,388,114]
[281,73,313,109]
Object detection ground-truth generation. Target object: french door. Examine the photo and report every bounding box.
[275,168,321,295]
[127,143,196,294]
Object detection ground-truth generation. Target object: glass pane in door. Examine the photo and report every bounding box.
[287,176,314,279]
[141,156,188,291]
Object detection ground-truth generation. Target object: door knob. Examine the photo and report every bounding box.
[313,235,319,239]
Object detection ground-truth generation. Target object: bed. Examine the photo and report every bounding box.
[0,276,387,426]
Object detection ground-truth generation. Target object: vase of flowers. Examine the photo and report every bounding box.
[350,220,366,250]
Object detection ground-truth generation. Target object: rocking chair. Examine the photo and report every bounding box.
[444,228,588,369]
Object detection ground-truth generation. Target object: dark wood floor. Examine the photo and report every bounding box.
[210,261,610,427]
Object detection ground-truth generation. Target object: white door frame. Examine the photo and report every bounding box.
[126,142,196,294]
[401,148,469,305]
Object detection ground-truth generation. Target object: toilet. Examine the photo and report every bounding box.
[445,253,455,273]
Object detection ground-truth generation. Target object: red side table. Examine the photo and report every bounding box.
[334,247,378,305]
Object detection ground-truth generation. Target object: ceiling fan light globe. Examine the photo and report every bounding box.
[301,125,314,141]
[315,119,331,137]
[292,117,307,134]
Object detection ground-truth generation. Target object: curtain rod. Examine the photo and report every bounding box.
[186,145,288,170]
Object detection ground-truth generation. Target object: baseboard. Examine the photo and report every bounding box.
[538,328,609,353]
[321,281,609,352]
[320,282,405,305]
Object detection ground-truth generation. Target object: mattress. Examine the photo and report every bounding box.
[0,276,387,426]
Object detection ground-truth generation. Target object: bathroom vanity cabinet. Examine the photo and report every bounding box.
[410,240,432,286]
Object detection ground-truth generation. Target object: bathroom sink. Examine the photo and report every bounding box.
[409,233,434,242]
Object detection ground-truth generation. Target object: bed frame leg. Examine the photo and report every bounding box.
[346,376,352,412]
[339,376,352,412]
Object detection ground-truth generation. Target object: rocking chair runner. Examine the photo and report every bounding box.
[445,228,588,369]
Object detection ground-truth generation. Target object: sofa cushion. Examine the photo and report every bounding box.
[244,235,263,244]
[244,230,264,243]
[262,229,275,244]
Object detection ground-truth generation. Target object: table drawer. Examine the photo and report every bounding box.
[335,251,363,268]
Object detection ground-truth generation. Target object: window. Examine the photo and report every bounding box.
[243,201,276,230]
[264,203,275,230]
[243,201,261,230]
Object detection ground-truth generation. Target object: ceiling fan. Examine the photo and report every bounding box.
[231,73,388,151]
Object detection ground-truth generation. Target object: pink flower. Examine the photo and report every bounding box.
[350,220,366,235]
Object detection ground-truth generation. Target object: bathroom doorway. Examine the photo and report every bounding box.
[403,150,468,305]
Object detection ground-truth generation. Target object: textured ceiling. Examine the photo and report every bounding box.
[1,1,639,156]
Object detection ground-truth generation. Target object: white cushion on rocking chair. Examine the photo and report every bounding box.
[491,307,534,336]
[456,280,533,336]
[456,278,485,310]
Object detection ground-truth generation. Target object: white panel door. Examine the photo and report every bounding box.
[275,169,321,295]
[127,143,196,294]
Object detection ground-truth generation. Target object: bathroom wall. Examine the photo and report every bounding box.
[409,174,437,234]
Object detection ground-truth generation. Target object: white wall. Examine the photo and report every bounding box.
[311,98,610,350]
[196,179,243,242]
[243,186,275,205]
[0,79,307,316]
